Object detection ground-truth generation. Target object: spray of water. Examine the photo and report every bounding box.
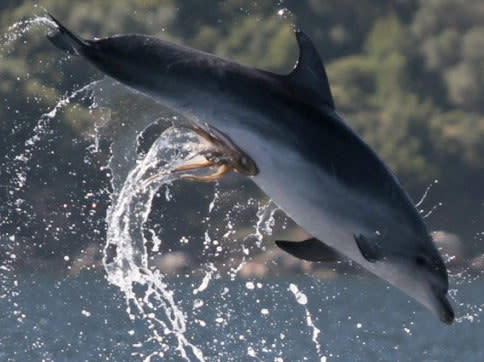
[103,127,206,361]
[414,179,444,219]
[1,14,55,52]
[415,179,438,208]
[288,283,327,361]
[99,114,287,358]
[11,81,102,190]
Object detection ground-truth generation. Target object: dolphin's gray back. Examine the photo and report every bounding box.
[85,35,291,103]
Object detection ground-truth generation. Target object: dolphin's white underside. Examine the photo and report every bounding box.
[175,95,379,265]
[160,93,445,318]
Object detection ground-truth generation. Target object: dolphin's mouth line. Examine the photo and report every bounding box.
[430,285,455,324]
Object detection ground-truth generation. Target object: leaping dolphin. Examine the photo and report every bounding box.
[46,14,454,324]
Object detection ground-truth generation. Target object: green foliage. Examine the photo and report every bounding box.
[411,0,484,112]
[216,15,296,72]
[327,16,435,183]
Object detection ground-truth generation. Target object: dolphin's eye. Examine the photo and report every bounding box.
[239,156,251,171]
[415,255,427,266]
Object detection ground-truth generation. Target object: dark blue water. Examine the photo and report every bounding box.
[0,273,482,361]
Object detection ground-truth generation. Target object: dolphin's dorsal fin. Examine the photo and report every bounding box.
[354,234,381,263]
[275,238,340,262]
[287,31,335,110]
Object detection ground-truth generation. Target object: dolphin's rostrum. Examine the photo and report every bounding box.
[46,14,455,324]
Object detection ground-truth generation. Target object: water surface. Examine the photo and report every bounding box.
[1,274,482,361]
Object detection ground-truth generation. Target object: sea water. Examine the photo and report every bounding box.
[1,274,483,361]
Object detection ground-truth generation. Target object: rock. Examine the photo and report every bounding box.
[151,251,190,275]
[432,231,465,268]
[239,260,268,278]
[69,244,103,275]
[470,254,484,273]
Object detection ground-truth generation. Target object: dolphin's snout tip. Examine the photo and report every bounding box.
[437,294,455,325]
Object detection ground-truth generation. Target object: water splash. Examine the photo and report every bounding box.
[448,265,484,324]
[414,179,444,219]
[254,201,279,249]
[192,263,217,295]
[0,236,22,332]
[10,81,102,190]
[288,283,327,361]
[422,202,443,219]
[415,179,438,208]
[1,14,103,195]
[103,126,205,361]
[99,115,286,359]
[89,80,286,357]
[227,200,278,280]
[0,14,56,53]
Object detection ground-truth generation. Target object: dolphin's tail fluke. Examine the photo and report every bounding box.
[47,13,87,56]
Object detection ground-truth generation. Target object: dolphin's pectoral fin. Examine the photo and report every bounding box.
[354,234,381,263]
[275,238,340,262]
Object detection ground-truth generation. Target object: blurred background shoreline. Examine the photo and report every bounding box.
[1,0,483,278]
